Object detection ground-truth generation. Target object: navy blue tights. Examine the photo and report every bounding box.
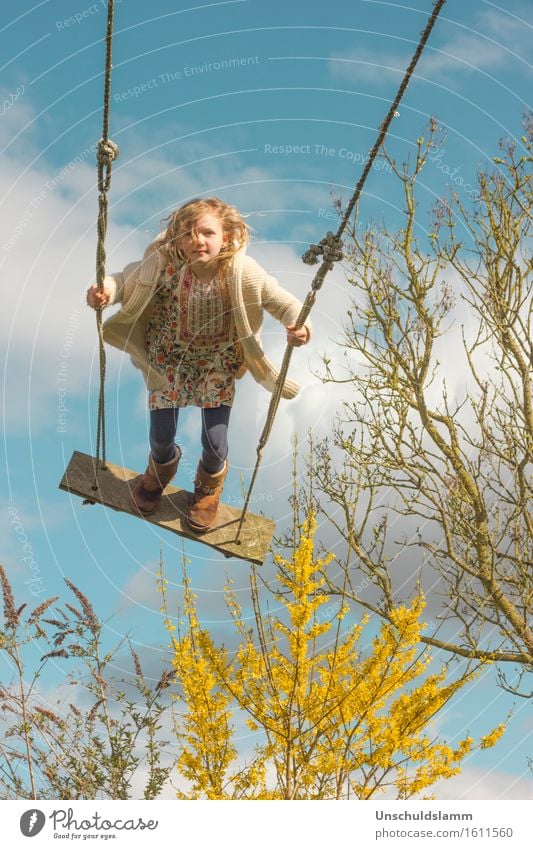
[149,406,231,473]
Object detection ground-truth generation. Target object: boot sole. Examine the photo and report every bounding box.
[130,495,161,516]
[185,516,215,533]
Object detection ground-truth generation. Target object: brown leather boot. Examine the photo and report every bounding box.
[186,460,228,532]
[131,448,181,515]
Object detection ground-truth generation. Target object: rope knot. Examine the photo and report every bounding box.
[302,231,344,268]
[97,138,120,167]
[302,242,322,265]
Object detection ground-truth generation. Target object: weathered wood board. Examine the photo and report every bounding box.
[59,451,275,565]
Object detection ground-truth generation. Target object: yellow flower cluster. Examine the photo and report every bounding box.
[164,516,505,799]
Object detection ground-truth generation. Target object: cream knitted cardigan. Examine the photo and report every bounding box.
[101,237,311,399]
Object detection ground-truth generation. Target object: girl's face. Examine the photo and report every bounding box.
[177,212,227,269]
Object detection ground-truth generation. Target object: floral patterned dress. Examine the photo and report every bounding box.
[145,265,244,410]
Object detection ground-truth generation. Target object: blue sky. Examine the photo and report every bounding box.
[1,0,532,799]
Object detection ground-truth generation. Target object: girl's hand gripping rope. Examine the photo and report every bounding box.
[86,284,111,309]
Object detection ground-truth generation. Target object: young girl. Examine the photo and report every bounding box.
[86,197,311,532]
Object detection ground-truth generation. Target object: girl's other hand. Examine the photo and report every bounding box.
[286,324,309,347]
[86,285,111,309]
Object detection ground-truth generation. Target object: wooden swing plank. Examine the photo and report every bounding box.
[59,451,275,565]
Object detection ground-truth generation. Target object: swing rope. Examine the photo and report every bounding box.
[234,0,447,542]
[93,0,119,482]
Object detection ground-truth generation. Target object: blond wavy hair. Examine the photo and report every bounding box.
[161,197,249,274]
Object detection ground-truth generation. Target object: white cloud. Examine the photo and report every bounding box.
[0,496,71,596]
[419,18,531,80]
[118,559,162,612]
[433,766,533,800]
[0,96,345,439]
[328,5,532,87]
[328,48,412,86]
[0,132,146,431]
